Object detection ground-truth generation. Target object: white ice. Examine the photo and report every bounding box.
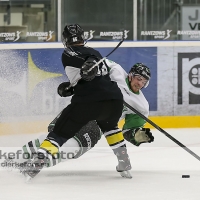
[0,128,200,200]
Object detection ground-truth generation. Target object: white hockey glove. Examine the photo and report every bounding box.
[123,128,154,146]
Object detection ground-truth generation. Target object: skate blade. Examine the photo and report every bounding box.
[25,175,32,183]
[25,176,32,183]
[22,171,33,183]
[119,170,132,179]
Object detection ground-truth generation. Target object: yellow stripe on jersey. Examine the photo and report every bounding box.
[105,132,124,146]
[40,140,59,155]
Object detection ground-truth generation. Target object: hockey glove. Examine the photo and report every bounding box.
[80,57,98,81]
[57,82,74,97]
[123,128,154,146]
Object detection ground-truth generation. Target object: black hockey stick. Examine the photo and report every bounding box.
[123,101,200,162]
[87,38,124,72]
[87,38,124,73]
[68,38,125,87]
[105,38,125,57]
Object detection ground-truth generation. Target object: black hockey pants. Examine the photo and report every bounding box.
[52,99,123,144]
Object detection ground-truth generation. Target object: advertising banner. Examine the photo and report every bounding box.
[0,29,129,43]
[180,6,200,40]
[0,46,157,122]
[157,46,200,115]
[0,49,68,119]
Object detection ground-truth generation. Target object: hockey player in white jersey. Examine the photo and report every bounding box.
[2,62,154,179]
[109,61,152,144]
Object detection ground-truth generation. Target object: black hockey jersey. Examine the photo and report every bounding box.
[61,45,123,102]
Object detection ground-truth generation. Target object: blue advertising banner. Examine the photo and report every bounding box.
[0,47,157,119]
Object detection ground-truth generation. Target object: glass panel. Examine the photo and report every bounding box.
[1,0,200,42]
[62,0,133,41]
[137,0,178,41]
[0,0,57,42]
[137,0,200,41]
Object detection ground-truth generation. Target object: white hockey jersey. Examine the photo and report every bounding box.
[105,59,149,130]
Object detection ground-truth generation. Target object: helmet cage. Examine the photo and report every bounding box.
[129,63,151,88]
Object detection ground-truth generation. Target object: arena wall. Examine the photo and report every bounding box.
[0,41,200,135]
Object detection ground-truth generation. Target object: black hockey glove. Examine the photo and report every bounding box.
[57,82,74,97]
[123,128,154,146]
[80,57,98,81]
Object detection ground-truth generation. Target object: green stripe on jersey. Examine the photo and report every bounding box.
[123,113,146,130]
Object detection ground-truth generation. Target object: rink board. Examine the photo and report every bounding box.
[0,41,200,135]
[0,116,200,135]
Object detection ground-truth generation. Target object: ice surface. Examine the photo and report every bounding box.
[0,128,200,200]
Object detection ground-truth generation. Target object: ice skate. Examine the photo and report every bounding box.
[21,157,45,182]
[116,159,132,179]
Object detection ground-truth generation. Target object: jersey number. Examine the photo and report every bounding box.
[73,37,77,42]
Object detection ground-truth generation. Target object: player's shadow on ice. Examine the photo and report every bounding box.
[31,170,132,183]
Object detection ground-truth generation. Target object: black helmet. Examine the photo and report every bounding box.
[129,63,151,88]
[62,24,84,46]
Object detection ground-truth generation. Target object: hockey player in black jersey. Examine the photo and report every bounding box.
[22,24,132,180]
[2,62,155,180]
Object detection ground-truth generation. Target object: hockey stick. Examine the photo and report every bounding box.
[123,101,200,162]
[87,38,125,72]
[67,38,125,88]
